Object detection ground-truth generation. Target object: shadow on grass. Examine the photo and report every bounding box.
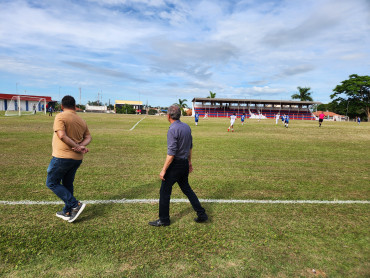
[73,204,111,223]
[76,181,213,225]
[171,203,213,224]
[109,181,159,199]
[211,181,241,200]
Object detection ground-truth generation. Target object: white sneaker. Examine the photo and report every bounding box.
[68,202,86,223]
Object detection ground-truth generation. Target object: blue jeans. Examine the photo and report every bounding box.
[46,157,82,213]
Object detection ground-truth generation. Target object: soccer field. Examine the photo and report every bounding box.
[0,113,369,277]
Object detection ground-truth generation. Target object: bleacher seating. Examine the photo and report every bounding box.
[194,107,315,120]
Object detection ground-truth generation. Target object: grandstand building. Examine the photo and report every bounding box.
[192,98,322,120]
[0,93,54,112]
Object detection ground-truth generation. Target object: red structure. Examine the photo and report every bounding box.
[192,98,322,120]
[0,93,54,111]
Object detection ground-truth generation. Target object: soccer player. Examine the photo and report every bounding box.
[241,113,246,125]
[281,114,285,124]
[204,112,208,119]
[357,117,361,125]
[149,105,208,226]
[228,113,237,132]
[319,112,325,127]
[284,114,290,128]
[194,112,199,126]
[275,113,280,124]
[46,95,91,223]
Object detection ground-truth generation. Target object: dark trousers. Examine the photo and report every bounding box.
[46,157,82,213]
[159,159,206,222]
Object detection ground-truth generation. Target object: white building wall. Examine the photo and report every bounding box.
[26,101,41,111]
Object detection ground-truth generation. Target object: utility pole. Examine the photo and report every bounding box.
[79,87,81,109]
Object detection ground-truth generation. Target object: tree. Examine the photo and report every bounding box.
[207,91,216,98]
[116,104,135,114]
[291,87,313,101]
[88,100,103,106]
[148,108,157,115]
[330,74,370,121]
[173,99,188,116]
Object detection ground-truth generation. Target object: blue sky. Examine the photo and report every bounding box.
[0,0,369,106]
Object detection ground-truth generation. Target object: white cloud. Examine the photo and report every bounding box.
[0,0,368,105]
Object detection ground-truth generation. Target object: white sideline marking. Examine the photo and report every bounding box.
[129,116,146,131]
[0,199,369,205]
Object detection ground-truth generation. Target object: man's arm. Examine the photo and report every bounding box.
[188,149,193,173]
[56,131,91,154]
[74,134,92,153]
[159,155,174,181]
[56,130,79,149]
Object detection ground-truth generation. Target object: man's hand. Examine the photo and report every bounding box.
[159,169,166,181]
[189,162,193,173]
[72,145,89,154]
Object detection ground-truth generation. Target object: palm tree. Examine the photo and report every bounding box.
[291,87,313,101]
[207,91,216,98]
[173,99,188,116]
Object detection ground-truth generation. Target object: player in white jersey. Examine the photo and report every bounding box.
[275,113,280,124]
[228,113,237,132]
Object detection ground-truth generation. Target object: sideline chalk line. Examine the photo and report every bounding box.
[129,116,146,131]
[0,198,369,205]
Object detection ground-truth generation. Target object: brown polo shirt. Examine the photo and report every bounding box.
[52,110,90,160]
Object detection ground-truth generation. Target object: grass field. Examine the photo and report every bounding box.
[0,113,369,277]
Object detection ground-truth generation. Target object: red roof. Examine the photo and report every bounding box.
[0,93,52,102]
[313,111,345,117]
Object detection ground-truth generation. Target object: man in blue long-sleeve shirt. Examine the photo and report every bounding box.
[149,105,208,227]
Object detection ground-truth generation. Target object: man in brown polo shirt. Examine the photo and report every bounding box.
[46,95,92,223]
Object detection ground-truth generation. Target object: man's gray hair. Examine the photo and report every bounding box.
[168,105,181,120]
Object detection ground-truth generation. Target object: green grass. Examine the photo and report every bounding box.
[0,113,369,277]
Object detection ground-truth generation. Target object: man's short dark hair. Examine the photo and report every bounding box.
[62,95,76,109]
[168,105,181,120]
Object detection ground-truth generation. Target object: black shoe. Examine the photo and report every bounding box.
[148,219,170,227]
[194,215,208,223]
[56,211,71,221]
[68,202,86,223]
